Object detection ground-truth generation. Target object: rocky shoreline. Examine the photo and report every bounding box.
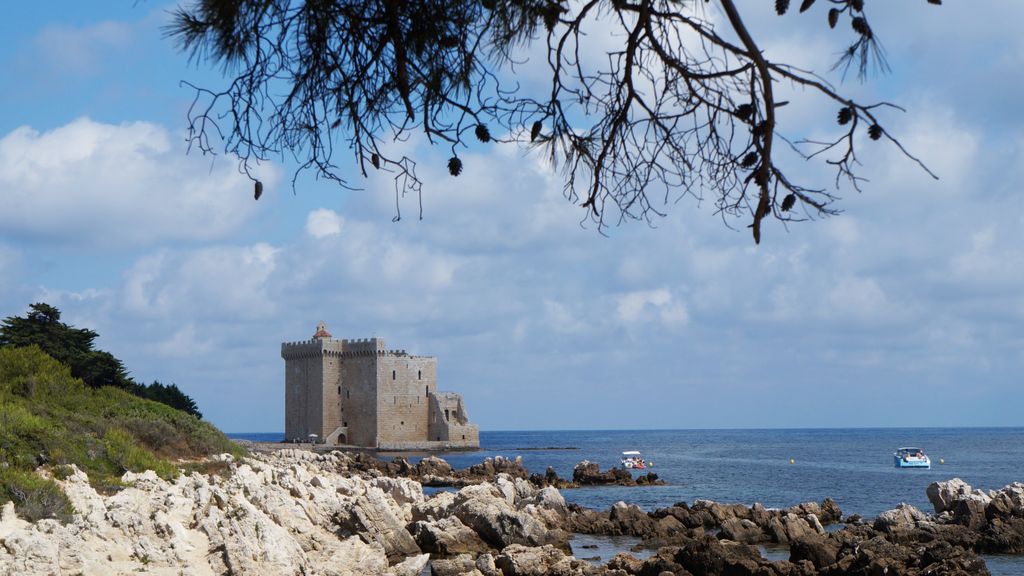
[1,449,1021,575]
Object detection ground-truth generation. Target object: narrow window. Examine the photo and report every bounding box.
[343,421,347,427]
[337,386,341,395]
[444,409,450,421]
[462,435,466,440]
[401,421,404,426]
[425,386,428,397]
[392,370,396,380]
[346,390,350,398]
[418,370,422,380]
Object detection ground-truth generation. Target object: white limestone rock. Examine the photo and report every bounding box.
[410,516,490,555]
[927,478,973,514]
[412,489,456,522]
[0,450,407,575]
[494,544,580,576]
[345,485,422,561]
[387,552,430,576]
[874,503,929,532]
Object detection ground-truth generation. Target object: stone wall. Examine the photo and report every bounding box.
[375,354,437,445]
[427,391,480,447]
[282,340,330,442]
[282,326,479,449]
[339,351,378,447]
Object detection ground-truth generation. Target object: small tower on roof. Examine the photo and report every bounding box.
[312,321,332,340]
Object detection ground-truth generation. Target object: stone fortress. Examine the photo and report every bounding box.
[281,322,479,449]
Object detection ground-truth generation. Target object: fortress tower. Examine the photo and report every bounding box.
[281,322,479,449]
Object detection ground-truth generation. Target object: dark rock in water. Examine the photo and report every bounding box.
[954,497,990,530]
[605,551,644,573]
[609,501,659,538]
[979,516,1024,554]
[672,535,766,576]
[415,455,453,477]
[635,548,686,576]
[719,518,764,544]
[789,534,839,569]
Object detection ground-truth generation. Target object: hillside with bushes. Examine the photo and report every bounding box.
[0,346,241,522]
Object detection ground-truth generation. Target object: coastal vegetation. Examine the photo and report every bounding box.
[0,345,241,522]
[0,303,202,417]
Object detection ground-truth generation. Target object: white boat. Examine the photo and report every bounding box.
[894,447,931,469]
[621,450,646,469]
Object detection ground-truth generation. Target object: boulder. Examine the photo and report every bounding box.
[386,553,430,576]
[410,516,489,556]
[789,535,839,569]
[370,476,424,518]
[430,553,483,576]
[873,503,928,533]
[781,513,820,542]
[494,544,581,576]
[954,496,990,530]
[927,478,973,514]
[718,518,764,544]
[343,487,422,562]
[412,490,456,522]
[691,500,749,525]
[609,501,658,538]
[415,455,453,478]
[451,483,567,550]
[672,536,765,576]
[475,552,501,576]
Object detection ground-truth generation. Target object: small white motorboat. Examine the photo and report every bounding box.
[894,447,931,469]
[621,451,647,469]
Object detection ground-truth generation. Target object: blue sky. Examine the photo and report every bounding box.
[1,2,1021,432]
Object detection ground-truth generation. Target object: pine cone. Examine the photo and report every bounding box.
[837,107,853,125]
[776,0,790,15]
[828,8,840,28]
[530,121,543,142]
[741,152,758,168]
[447,156,463,176]
[868,124,883,140]
[781,193,796,212]
[475,124,491,143]
[851,17,871,38]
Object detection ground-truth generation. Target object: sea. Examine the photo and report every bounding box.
[228,428,1024,575]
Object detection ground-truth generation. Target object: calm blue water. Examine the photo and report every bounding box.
[229,428,1024,519]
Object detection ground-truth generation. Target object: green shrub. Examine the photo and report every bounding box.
[0,468,75,523]
[103,428,176,480]
[0,347,244,512]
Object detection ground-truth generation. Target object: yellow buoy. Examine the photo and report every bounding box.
[940,458,944,464]
[789,458,795,464]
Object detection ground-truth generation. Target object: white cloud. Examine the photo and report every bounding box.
[305,209,344,238]
[616,288,689,328]
[826,276,889,322]
[0,118,274,246]
[543,300,588,334]
[122,243,279,320]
